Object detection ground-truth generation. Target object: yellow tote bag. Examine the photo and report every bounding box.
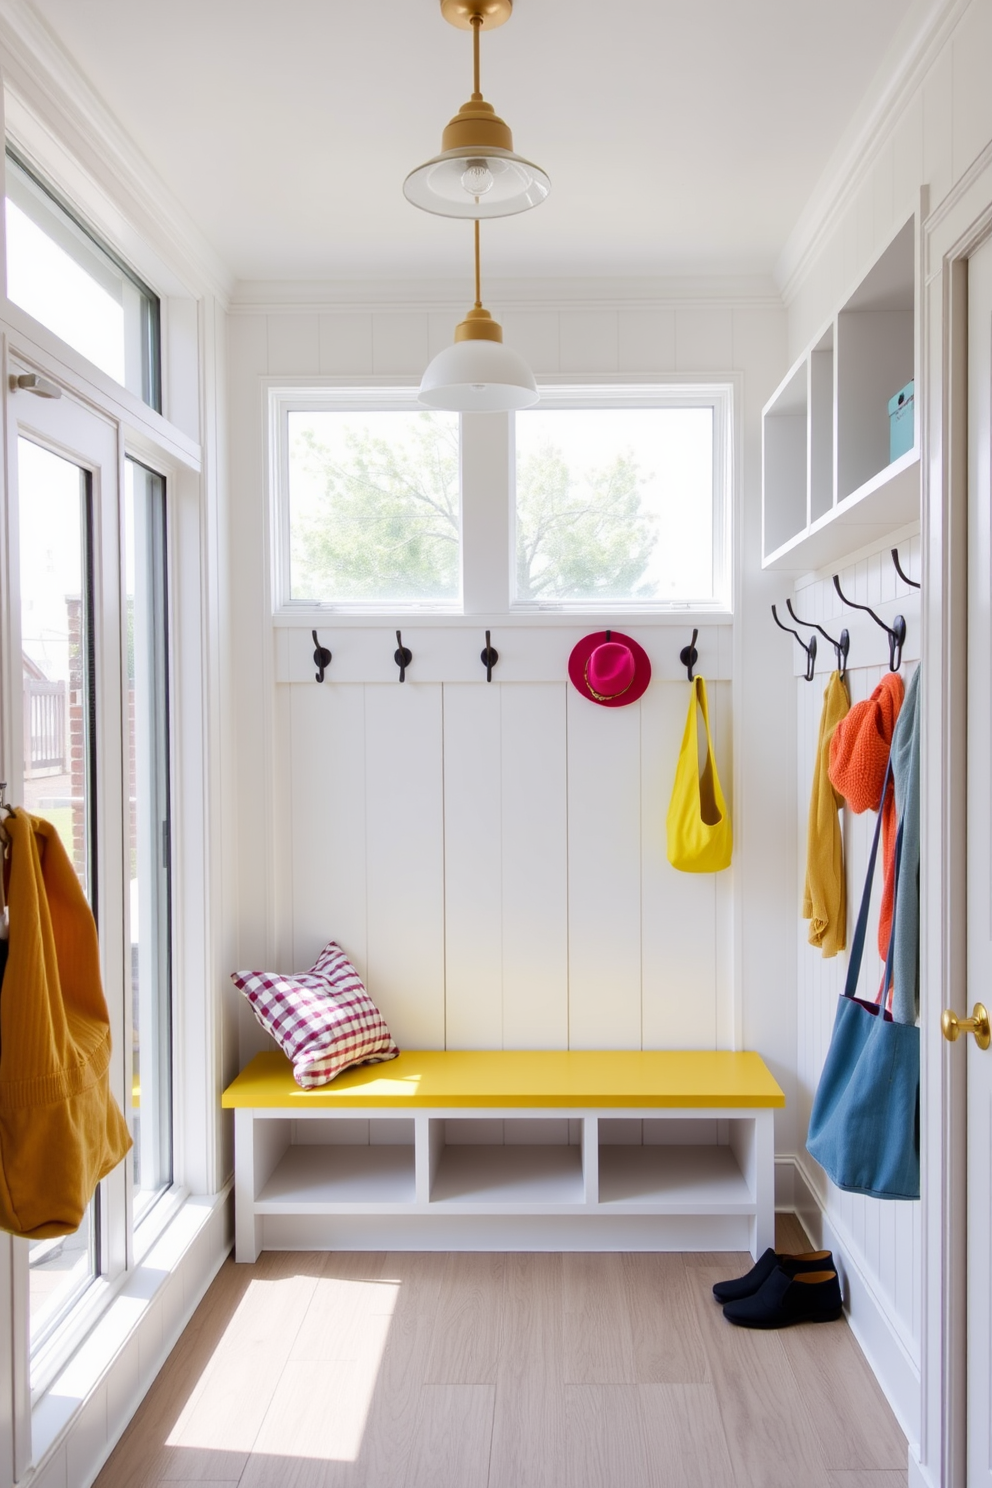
[666,676,732,873]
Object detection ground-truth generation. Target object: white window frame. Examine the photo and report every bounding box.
[269,380,735,622]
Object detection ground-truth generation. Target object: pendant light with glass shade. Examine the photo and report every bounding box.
[404,0,550,220]
[419,219,538,409]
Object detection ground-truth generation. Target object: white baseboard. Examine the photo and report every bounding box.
[22,1186,233,1488]
[777,1154,921,1453]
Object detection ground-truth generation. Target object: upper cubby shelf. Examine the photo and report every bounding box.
[762,214,919,572]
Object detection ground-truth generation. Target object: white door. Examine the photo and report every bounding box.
[962,230,992,1486]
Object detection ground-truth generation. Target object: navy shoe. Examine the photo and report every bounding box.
[722,1267,843,1328]
[712,1248,833,1303]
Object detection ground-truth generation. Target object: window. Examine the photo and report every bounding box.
[4,152,161,410]
[275,384,731,615]
[514,400,721,607]
[124,459,173,1220]
[286,403,461,607]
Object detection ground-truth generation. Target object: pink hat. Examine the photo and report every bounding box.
[568,630,652,707]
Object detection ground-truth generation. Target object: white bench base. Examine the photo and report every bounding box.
[234,1105,776,1263]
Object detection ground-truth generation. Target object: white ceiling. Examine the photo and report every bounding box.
[25,0,913,286]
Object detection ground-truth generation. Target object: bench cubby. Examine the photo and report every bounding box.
[223,1050,785,1261]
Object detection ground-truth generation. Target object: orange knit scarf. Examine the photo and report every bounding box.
[828,671,904,960]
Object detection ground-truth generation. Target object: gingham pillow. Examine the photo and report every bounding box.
[231,941,399,1088]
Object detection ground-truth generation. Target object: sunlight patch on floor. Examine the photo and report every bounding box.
[166,1270,400,1460]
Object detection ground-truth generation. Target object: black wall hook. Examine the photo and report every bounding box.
[832,575,906,671]
[679,628,699,682]
[312,629,332,684]
[891,546,921,589]
[394,630,412,683]
[771,604,817,681]
[785,600,850,679]
[480,630,499,682]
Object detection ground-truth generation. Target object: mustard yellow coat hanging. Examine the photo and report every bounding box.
[0,810,131,1239]
[666,676,733,873]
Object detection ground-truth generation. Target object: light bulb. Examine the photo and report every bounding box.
[460,159,494,197]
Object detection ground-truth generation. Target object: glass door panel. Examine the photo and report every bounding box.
[16,435,99,1351]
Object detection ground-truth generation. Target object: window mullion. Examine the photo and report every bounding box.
[460,410,511,614]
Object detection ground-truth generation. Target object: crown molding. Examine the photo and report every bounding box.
[230,274,783,315]
[775,0,969,306]
[0,0,234,304]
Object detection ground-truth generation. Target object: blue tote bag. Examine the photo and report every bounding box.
[806,764,920,1200]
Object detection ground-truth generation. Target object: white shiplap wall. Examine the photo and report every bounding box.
[276,675,732,1056]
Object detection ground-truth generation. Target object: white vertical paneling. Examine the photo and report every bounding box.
[567,689,642,1048]
[871,138,896,254]
[498,312,560,374]
[272,685,296,973]
[289,683,368,976]
[674,309,733,370]
[428,311,460,361]
[444,684,503,1048]
[641,682,717,1049]
[559,311,618,372]
[266,314,320,374]
[371,313,429,374]
[710,680,736,1046]
[617,310,676,373]
[162,296,201,440]
[893,90,924,224]
[922,40,954,210]
[228,313,271,977]
[364,684,445,1047]
[501,684,568,1048]
[951,0,992,184]
[318,314,374,374]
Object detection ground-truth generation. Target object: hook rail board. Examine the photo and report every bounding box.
[275,625,734,685]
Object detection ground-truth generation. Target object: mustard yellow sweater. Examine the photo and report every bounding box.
[803,671,850,957]
[0,810,130,1239]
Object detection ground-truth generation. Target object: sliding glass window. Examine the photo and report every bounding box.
[124,459,173,1220]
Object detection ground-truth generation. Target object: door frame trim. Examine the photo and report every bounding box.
[919,138,992,1488]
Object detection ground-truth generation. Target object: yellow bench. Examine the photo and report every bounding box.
[223,1049,784,1262]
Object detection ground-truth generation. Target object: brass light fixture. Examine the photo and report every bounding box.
[404,0,550,220]
[419,219,538,410]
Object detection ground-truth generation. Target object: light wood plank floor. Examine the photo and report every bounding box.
[95,1216,906,1488]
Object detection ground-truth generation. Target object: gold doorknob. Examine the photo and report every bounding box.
[942,1002,992,1050]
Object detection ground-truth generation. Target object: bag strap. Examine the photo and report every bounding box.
[879,817,905,1011]
[843,758,893,1002]
[693,675,711,746]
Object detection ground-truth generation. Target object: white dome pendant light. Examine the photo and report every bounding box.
[419,220,539,411]
[404,0,550,221]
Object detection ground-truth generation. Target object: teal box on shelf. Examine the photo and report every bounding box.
[888,379,914,462]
